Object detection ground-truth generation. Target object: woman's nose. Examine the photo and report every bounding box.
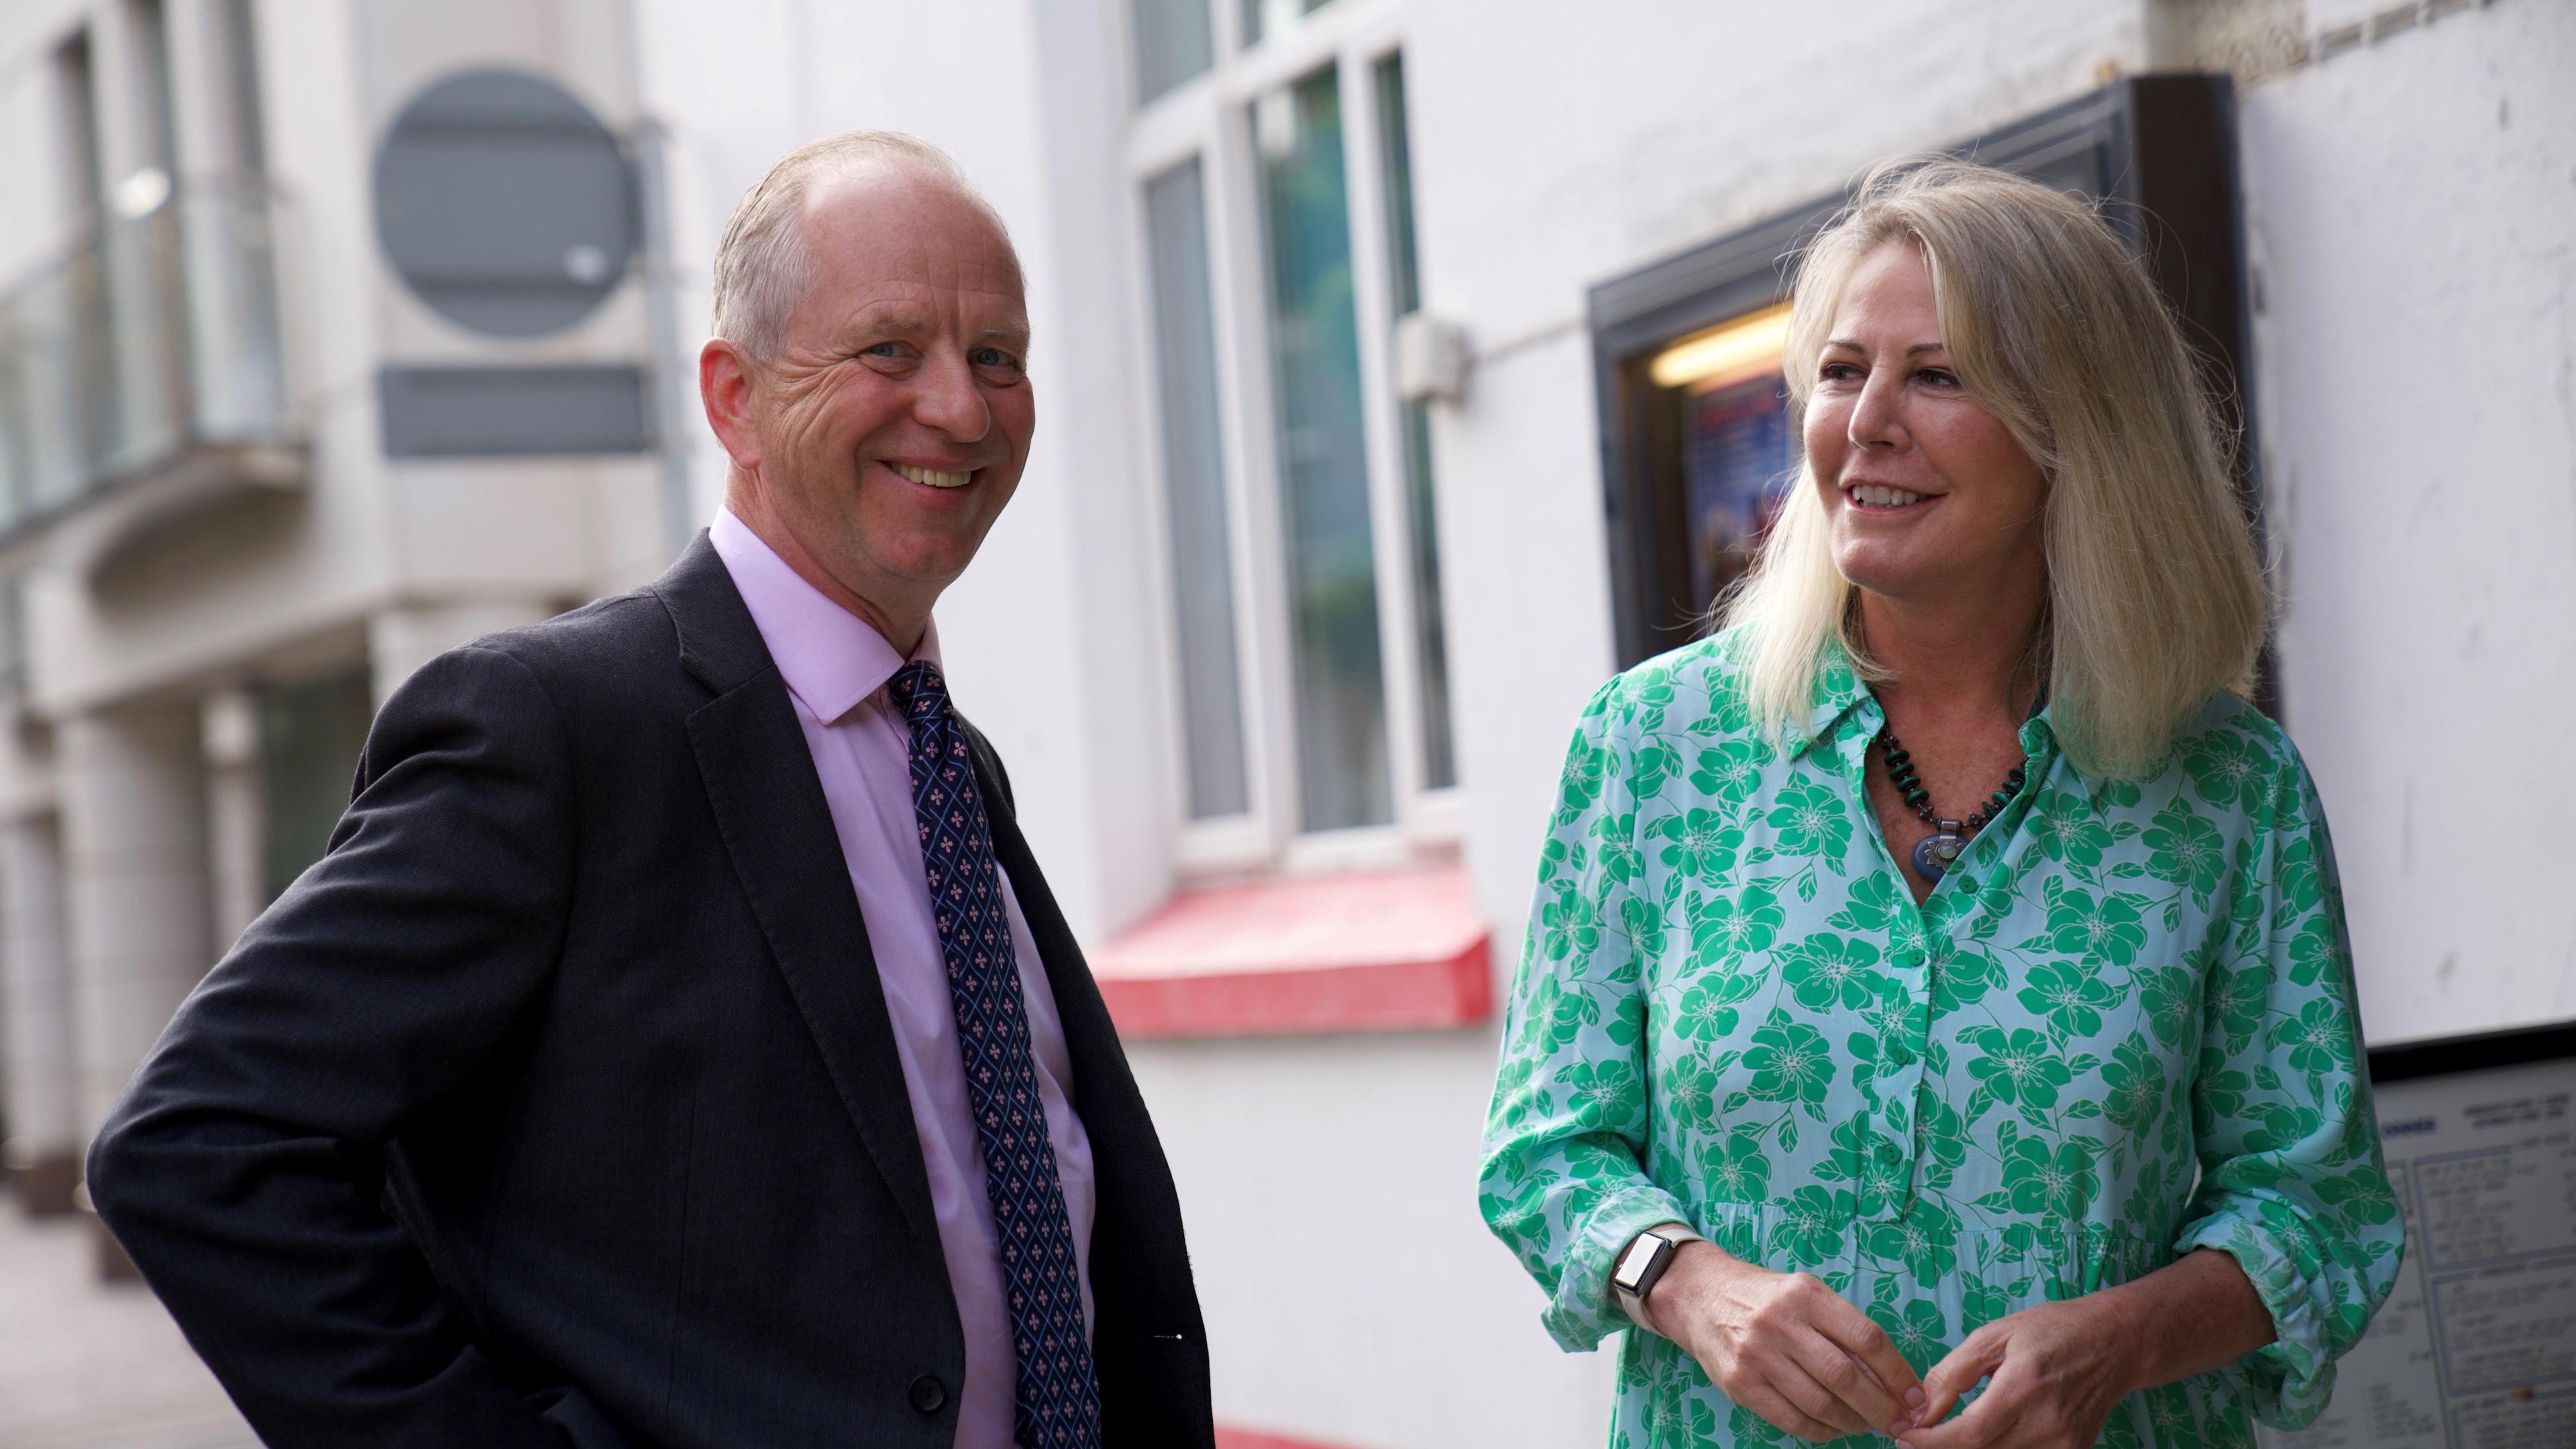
[1847,370,1907,451]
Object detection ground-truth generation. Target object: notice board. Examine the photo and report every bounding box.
[2263,1020,2576,1448]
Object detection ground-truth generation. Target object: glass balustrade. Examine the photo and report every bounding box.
[0,178,294,536]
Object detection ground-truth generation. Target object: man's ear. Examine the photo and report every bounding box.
[700,338,764,472]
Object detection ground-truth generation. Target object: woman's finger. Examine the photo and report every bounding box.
[1809,1297,1929,1427]
[1789,1322,1912,1435]
[1913,1327,2006,1430]
[1898,1379,2021,1449]
[1735,1379,1849,1444]
[1900,1344,2021,1449]
[1766,1354,1875,1437]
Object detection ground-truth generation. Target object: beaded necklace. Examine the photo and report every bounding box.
[1876,729,2026,883]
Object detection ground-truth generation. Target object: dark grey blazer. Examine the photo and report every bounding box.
[87,536,1214,1449]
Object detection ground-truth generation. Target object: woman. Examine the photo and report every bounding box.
[1480,159,2400,1449]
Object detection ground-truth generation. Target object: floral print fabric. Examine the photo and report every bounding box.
[1479,635,2402,1448]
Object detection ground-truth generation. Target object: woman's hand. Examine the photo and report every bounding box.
[1898,1296,2132,1449]
[1644,1239,1929,1442]
[1900,1248,2273,1448]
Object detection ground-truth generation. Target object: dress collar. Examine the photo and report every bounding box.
[706,506,941,725]
[1784,634,2072,788]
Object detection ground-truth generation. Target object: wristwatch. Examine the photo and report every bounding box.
[1611,1223,1704,1330]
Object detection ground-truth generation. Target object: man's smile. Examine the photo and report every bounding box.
[890,461,975,490]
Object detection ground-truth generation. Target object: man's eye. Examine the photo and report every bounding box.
[860,341,904,359]
[972,347,1023,374]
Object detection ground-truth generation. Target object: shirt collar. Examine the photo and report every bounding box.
[1784,634,2072,786]
[1784,635,1873,763]
[706,506,939,724]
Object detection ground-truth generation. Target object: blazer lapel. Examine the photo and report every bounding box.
[654,536,939,1246]
[965,733,1203,1316]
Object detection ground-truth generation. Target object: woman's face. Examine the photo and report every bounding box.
[1803,241,2048,606]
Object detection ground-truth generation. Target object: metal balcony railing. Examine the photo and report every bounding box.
[0,176,296,539]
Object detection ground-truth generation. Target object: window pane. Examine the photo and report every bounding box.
[1374,54,1456,790]
[259,670,374,901]
[1253,67,1389,832]
[1132,0,1211,104]
[1143,160,1250,819]
[127,0,177,172]
[1240,0,1334,47]
[220,0,267,172]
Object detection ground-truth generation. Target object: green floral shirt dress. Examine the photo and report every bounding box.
[1479,635,2402,1448]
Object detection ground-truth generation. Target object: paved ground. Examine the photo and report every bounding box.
[0,1201,258,1449]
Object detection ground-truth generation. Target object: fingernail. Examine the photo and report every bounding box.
[1906,1387,1928,1411]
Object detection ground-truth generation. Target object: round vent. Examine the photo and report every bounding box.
[373,68,635,338]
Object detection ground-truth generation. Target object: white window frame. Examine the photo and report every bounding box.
[1120,0,1461,881]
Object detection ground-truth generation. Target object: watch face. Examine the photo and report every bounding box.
[1613,1234,1662,1291]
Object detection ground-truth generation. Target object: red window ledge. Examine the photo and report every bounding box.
[1091,864,1492,1038]
[1216,1427,1372,1449]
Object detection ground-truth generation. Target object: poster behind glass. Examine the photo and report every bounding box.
[1681,372,1793,622]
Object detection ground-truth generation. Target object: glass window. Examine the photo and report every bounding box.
[259,670,374,901]
[1132,0,1212,104]
[219,0,267,173]
[1651,305,1794,623]
[125,0,177,174]
[1372,53,1455,791]
[1143,160,1251,819]
[57,34,103,215]
[0,577,25,694]
[1252,66,1390,832]
[1240,0,1334,48]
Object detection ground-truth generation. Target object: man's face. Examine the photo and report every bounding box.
[738,164,1034,608]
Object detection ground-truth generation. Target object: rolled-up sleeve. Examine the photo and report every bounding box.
[1479,683,1690,1352]
[2171,751,2403,1430]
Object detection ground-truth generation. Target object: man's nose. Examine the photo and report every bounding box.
[912,354,991,441]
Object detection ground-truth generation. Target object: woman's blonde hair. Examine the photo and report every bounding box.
[1721,156,2267,780]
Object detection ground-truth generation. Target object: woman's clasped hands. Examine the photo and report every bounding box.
[1646,1239,2137,1448]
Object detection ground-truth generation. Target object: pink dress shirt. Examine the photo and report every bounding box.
[710,508,1095,1448]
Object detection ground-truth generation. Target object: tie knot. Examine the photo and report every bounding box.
[888,659,949,724]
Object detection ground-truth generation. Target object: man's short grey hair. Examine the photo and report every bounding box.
[710,131,1004,362]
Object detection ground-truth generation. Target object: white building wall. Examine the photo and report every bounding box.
[2242,0,2576,1041]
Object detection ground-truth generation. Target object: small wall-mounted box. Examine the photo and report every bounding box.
[1393,313,1470,405]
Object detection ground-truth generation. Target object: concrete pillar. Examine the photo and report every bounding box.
[0,813,79,1216]
[201,688,264,950]
[369,601,553,708]
[59,706,211,1274]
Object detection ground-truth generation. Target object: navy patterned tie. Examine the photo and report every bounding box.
[887,661,1103,1449]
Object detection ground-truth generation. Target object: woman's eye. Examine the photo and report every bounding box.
[1819,362,1862,382]
[1917,368,1959,388]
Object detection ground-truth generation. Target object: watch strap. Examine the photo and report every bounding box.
[1611,1224,1704,1330]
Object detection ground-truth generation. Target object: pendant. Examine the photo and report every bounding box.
[1911,824,1967,882]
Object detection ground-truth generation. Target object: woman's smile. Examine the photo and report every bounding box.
[1841,480,1941,513]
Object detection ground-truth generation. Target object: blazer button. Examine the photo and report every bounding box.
[907,1375,948,1414]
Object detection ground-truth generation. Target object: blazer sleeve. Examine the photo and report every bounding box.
[85,644,587,1449]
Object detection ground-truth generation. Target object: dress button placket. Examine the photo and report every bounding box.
[1865,942,1933,1222]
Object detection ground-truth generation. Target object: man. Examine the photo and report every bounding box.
[87,133,1214,1449]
